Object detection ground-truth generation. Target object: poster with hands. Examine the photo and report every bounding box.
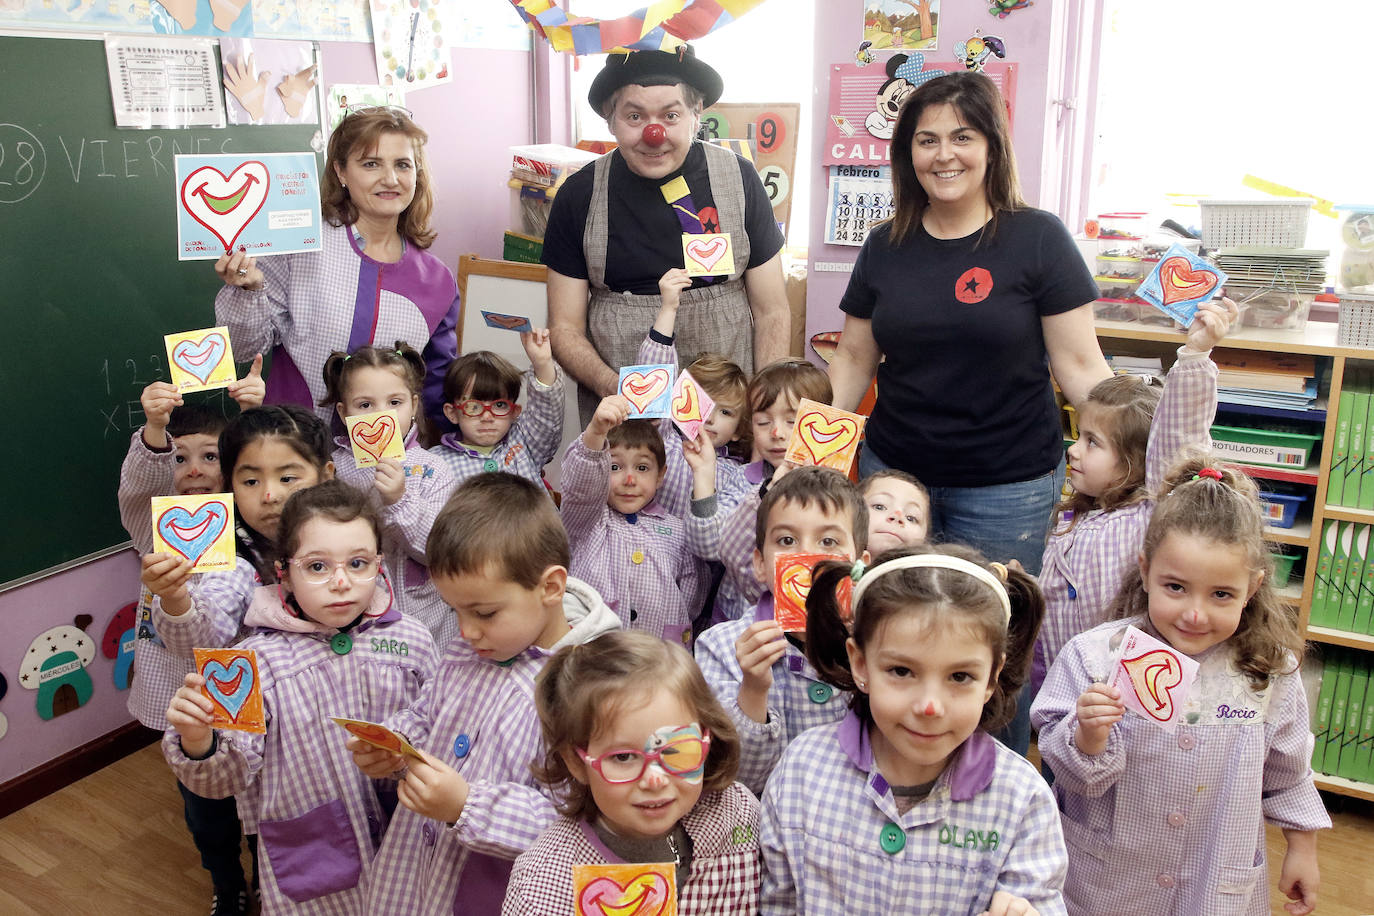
[221,38,319,125]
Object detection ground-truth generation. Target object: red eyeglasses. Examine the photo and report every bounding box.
[456,399,516,418]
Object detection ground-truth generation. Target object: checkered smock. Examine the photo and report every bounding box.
[332,430,458,650]
[686,479,766,623]
[1031,618,1331,914]
[502,782,762,915]
[429,368,566,490]
[163,608,437,915]
[761,711,1067,915]
[561,438,709,644]
[1036,350,1217,680]
[695,594,850,794]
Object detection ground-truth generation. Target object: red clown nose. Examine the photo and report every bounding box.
[642,123,666,147]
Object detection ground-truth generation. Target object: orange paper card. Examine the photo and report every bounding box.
[783,398,866,472]
[573,862,677,916]
[346,409,406,467]
[773,553,852,632]
[194,648,266,734]
[329,715,425,760]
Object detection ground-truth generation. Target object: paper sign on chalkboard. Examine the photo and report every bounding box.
[175,152,322,260]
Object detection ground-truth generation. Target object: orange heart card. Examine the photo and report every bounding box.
[784,399,866,473]
[165,326,237,393]
[681,231,733,277]
[152,493,236,573]
[346,409,406,467]
[774,553,852,632]
[619,364,675,418]
[1108,625,1199,732]
[328,715,425,760]
[573,863,677,916]
[1137,243,1227,326]
[194,648,266,734]
[670,369,715,440]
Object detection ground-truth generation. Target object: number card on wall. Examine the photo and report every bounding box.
[825,165,894,247]
[700,102,799,235]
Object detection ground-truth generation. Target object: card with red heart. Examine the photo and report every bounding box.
[480,310,534,333]
[152,492,237,573]
[783,398,867,473]
[670,369,716,441]
[1137,243,1228,327]
[573,862,677,916]
[194,648,266,734]
[618,364,675,418]
[174,152,322,260]
[346,409,407,467]
[681,231,734,277]
[165,326,238,393]
[328,715,425,760]
[773,553,852,632]
[1108,624,1200,732]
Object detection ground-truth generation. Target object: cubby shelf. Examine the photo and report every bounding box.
[1096,316,1374,802]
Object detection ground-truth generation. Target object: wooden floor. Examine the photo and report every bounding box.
[1,743,1373,914]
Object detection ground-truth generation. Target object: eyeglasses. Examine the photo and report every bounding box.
[285,554,383,586]
[456,399,516,418]
[578,727,711,784]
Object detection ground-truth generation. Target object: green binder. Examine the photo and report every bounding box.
[1311,653,1339,773]
[1338,660,1369,779]
[1311,519,1340,628]
[1328,386,1355,506]
[1339,524,1368,632]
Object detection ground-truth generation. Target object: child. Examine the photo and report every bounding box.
[1036,297,1236,688]
[637,268,752,517]
[687,357,834,623]
[352,473,621,915]
[430,331,565,490]
[1031,460,1330,915]
[560,396,709,645]
[760,545,1065,914]
[320,342,458,648]
[143,405,336,655]
[503,630,761,915]
[118,367,263,916]
[164,481,438,915]
[861,469,930,554]
[694,466,869,794]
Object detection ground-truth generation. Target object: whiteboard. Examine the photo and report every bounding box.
[456,256,581,493]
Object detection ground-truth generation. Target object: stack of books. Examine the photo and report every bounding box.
[1213,347,1317,410]
[1105,353,1162,381]
[1311,648,1374,782]
[1310,521,1374,633]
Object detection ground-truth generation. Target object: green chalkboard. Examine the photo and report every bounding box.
[0,34,319,588]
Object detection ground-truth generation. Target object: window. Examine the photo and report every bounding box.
[565,0,816,244]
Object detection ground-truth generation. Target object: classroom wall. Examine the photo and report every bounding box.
[0,29,550,788]
[804,0,1061,347]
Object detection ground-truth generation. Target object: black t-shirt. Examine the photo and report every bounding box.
[541,142,785,296]
[839,208,1097,488]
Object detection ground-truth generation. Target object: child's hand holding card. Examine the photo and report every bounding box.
[1137,244,1227,327]
[346,409,406,467]
[329,715,425,760]
[1108,624,1200,732]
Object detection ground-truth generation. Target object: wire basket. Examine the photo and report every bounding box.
[1338,293,1374,347]
[1198,198,1312,249]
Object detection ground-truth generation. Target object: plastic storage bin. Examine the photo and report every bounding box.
[1338,292,1374,347]
[1259,490,1308,529]
[1096,255,1143,280]
[1095,275,1142,304]
[1269,549,1298,586]
[1198,198,1312,249]
[1210,424,1322,469]
[1231,284,1313,331]
[1337,205,1374,293]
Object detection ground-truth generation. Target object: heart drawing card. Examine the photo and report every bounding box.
[681,232,734,277]
[1108,624,1200,732]
[618,364,675,419]
[1137,243,1227,327]
[175,152,322,260]
[671,369,715,441]
[329,715,425,761]
[480,310,534,333]
[165,326,237,393]
[151,493,236,573]
[784,399,866,473]
[346,409,407,467]
[194,648,266,734]
[773,553,852,632]
[573,862,677,916]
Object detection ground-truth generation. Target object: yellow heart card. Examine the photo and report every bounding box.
[774,553,852,632]
[194,647,266,734]
[165,326,237,393]
[784,399,866,473]
[681,232,734,277]
[574,862,677,916]
[329,715,425,761]
[346,409,406,467]
[151,493,237,573]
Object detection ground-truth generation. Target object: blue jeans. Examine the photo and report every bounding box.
[857,445,1065,757]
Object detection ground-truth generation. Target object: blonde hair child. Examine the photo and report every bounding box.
[1031,459,1330,914]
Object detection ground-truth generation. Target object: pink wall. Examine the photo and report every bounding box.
[0,39,546,788]
[805,1,1061,346]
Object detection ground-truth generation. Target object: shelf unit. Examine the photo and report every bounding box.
[1095,317,1374,801]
